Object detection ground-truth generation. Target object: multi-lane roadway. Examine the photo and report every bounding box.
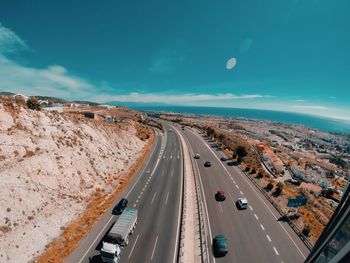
[66,123,183,263]
[67,121,310,263]
[182,126,310,263]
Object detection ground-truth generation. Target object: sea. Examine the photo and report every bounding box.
[130,105,350,135]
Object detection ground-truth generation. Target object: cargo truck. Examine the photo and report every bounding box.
[101,208,138,262]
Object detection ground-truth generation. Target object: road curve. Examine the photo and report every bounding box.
[181,126,310,263]
[65,123,183,263]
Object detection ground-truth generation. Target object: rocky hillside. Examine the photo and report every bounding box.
[0,101,152,262]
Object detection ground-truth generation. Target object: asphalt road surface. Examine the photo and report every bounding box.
[182,126,310,263]
[66,123,183,263]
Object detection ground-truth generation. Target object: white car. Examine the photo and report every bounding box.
[237,198,248,209]
[194,154,200,159]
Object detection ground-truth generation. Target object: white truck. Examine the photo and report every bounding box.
[101,208,138,263]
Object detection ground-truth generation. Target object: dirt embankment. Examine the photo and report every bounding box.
[0,100,154,263]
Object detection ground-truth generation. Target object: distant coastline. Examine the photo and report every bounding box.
[130,105,350,134]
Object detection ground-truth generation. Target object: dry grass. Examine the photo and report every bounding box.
[33,129,155,263]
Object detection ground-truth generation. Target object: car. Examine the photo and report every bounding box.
[194,154,200,159]
[220,156,227,161]
[204,161,211,167]
[113,198,128,215]
[215,191,226,201]
[237,197,248,209]
[213,235,228,257]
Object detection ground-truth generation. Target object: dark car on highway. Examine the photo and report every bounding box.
[213,235,228,257]
[215,191,226,201]
[113,198,128,215]
[204,161,211,167]
[220,156,227,161]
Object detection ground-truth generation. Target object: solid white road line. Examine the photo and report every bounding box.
[165,192,169,205]
[151,192,157,204]
[128,234,139,259]
[267,235,272,242]
[273,247,280,256]
[151,235,158,260]
[192,130,307,259]
[254,214,259,220]
[260,224,265,231]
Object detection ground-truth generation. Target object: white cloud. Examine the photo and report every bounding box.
[293,105,327,110]
[226,57,237,70]
[296,99,305,102]
[0,23,27,54]
[0,23,99,99]
[93,92,271,104]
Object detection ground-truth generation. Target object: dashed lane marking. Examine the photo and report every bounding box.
[260,224,265,231]
[128,234,139,259]
[273,247,279,256]
[254,214,259,220]
[249,205,253,211]
[165,192,169,205]
[151,235,158,260]
[239,191,243,195]
[151,192,157,204]
[266,235,272,242]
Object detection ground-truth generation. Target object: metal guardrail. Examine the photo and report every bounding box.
[240,167,314,250]
[181,132,209,263]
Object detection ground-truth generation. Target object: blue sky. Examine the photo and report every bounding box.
[0,0,349,120]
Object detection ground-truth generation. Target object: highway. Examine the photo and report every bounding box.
[181,126,310,263]
[66,123,183,263]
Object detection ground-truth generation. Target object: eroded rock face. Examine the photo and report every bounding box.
[0,104,147,262]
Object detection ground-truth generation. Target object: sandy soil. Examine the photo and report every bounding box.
[0,104,149,263]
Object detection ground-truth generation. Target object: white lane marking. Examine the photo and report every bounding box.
[219,203,223,213]
[138,194,141,199]
[151,235,158,260]
[165,192,169,205]
[133,204,136,207]
[254,214,259,220]
[273,247,279,256]
[267,235,272,242]
[249,205,253,211]
[170,155,173,159]
[191,131,307,259]
[140,191,144,195]
[239,191,243,195]
[77,135,163,263]
[161,170,165,177]
[171,169,174,177]
[128,234,139,259]
[233,180,236,184]
[151,192,157,204]
[136,199,139,203]
[260,224,265,231]
[235,185,239,189]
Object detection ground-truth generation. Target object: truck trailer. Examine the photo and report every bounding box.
[101,208,138,262]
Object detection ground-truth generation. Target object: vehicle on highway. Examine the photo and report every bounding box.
[112,198,128,215]
[220,156,227,161]
[215,191,226,201]
[237,197,248,209]
[168,128,173,132]
[204,161,211,167]
[213,235,228,257]
[101,208,138,262]
[194,153,200,159]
